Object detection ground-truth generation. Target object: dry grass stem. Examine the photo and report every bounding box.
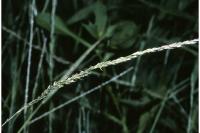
[2,39,198,127]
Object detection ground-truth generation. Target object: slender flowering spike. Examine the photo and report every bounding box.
[2,39,198,127]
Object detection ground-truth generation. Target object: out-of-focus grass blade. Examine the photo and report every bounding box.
[109,21,138,49]
[67,3,94,25]
[94,1,107,38]
[136,105,158,133]
[36,13,91,47]
[36,13,70,35]
[83,22,98,38]
[103,112,122,126]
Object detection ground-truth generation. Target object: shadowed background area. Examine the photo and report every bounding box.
[2,0,198,133]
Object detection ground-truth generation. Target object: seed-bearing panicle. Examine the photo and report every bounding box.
[2,39,198,127]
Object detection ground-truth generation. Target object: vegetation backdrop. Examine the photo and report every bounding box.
[2,0,198,133]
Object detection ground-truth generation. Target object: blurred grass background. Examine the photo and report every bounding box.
[2,0,198,133]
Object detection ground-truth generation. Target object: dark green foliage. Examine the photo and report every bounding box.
[2,0,198,133]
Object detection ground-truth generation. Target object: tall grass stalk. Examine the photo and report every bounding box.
[187,63,198,133]
[23,1,35,132]
[2,39,198,127]
[48,1,57,132]
[31,34,47,101]
[48,0,57,82]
